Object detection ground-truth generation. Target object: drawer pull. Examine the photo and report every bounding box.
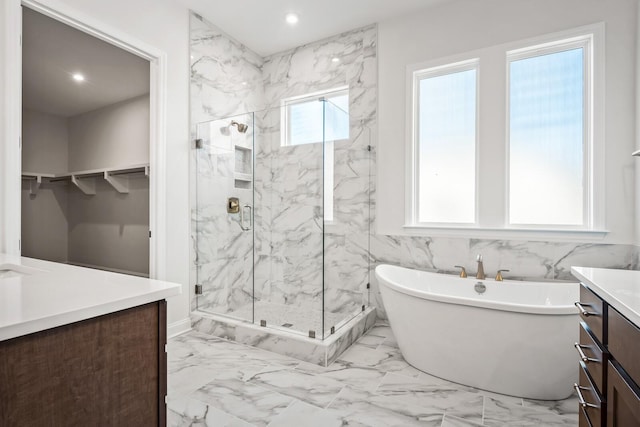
[575,302,597,317]
[574,343,599,364]
[574,383,599,409]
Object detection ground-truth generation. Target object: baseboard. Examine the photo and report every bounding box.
[168,318,191,338]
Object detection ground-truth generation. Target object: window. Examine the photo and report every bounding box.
[412,60,478,224]
[406,26,601,235]
[508,38,590,227]
[282,88,349,222]
[283,88,349,146]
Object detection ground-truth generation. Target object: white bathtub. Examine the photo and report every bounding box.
[375,264,579,400]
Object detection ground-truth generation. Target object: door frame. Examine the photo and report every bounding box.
[2,0,167,279]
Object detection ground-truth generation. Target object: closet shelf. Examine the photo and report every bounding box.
[21,172,56,195]
[22,164,149,196]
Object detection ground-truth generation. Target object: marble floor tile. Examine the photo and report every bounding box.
[441,414,485,427]
[168,325,579,427]
[168,364,221,397]
[376,372,484,424]
[326,386,444,426]
[295,359,387,392]
[266,400,344,427]
[523,394,579,416]
[168,396,255,427]
[356,333,386,349]
[483,397,578,426]
[338,343,422,378]
[191,378,294,427]
[365,324,393,338]
[247,366,345,408]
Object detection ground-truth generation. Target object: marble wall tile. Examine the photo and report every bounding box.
[371,234,638,319]
[191,14,264,317]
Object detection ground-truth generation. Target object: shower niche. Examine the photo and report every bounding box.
[192,101,374,365]
[234,145,252,189]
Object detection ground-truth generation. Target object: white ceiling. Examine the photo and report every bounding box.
[22,8,150,118]
[178,0,449,57]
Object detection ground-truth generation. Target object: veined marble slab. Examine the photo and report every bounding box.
[192,307,376,366]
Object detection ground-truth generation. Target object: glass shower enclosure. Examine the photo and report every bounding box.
[193,99,371,340]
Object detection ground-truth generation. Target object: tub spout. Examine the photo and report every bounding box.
[495,269,510,281]
[454,265,467,278]
[476,254,485,280]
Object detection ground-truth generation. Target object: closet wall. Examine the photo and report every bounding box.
[21,94,150,275]
[21,109,69,262]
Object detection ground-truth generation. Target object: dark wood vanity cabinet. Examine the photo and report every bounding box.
[576,285,640,426]
[0,301,167,426]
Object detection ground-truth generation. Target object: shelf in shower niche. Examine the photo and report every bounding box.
[24,164,149,196]
[234,172,253,182]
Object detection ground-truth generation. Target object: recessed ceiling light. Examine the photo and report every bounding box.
[331,57,340,63]
[242,81,248,86]
[72,73,85,82]
[285,13,299,25]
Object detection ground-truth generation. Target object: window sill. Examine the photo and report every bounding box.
[401,225,608,242]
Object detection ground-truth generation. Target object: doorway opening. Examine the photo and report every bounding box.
[20,6,151,276]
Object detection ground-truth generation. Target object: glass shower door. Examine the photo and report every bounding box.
[252,104,326,337]
[194,112,255,322]
[322,99,371,338]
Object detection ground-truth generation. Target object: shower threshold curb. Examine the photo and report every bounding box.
[190,307,377,366]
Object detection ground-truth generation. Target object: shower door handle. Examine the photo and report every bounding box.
[240,205,253,231]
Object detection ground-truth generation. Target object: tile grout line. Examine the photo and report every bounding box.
[323,385,346,410]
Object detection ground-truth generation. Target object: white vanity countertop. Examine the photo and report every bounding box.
[571,266,640,326]
[0,254,181,341]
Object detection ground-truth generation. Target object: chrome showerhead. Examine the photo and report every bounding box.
[231,120,248,133]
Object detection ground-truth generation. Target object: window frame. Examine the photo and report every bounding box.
[407,58,480,227]
[280,86,349,147]
[404,24,606,239]
[505,35,593,230]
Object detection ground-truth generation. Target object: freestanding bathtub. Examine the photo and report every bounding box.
[375,264,579,400]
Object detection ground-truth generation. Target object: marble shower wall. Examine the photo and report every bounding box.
[371,235,640,319]
[255,25,377,331]
[190,14,376,333]
[190,13,264,316]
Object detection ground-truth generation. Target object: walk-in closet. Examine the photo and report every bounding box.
[20,7,151,276]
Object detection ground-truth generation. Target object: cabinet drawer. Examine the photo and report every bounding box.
[577,363,604,427]
[608,307,640,387]
[607,361,640,427]
[577,323,606,396]
[576,285,605,343]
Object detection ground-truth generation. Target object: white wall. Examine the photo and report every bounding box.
[21,109,69,262]
[66,95,150,275]
[0,0,191,333]
[68,94,149,170]
[0,1,5,254]
[378,0,638,244]
[23,109,68,172]
[636,3,640,246]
